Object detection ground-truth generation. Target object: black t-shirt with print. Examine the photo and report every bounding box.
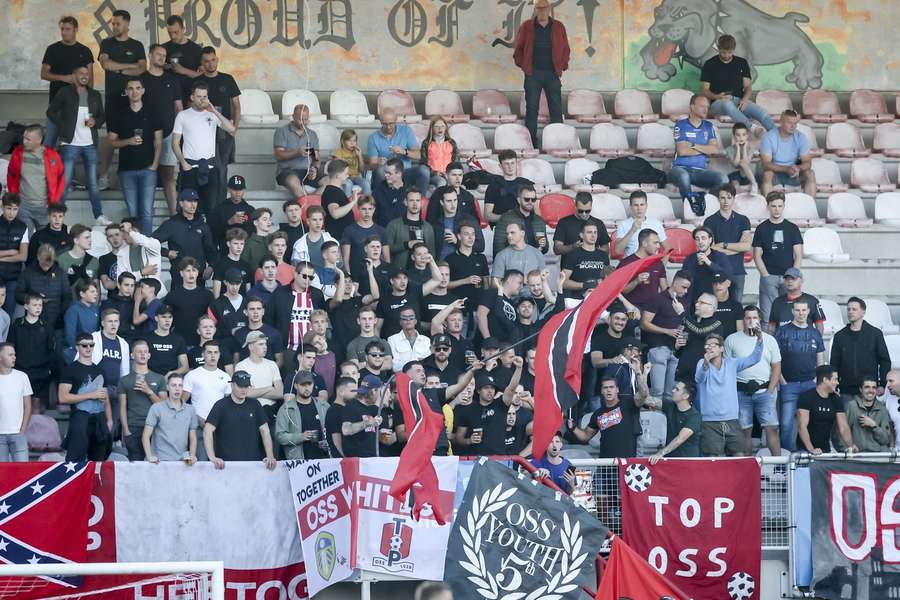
[797,389,844,452]
[341,399,379,458]
[202,72,241,120]
[478,289,517,343]
[376,289,423,339]
[589,399,638,458]
[145,331,188,375]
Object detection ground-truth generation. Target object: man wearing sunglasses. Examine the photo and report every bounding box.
[493,185,548,257]
[59,332,114,461]
[553,192,610,256]
[388,307,431,373]
[359,340,392,383]
[422,334,461,388]
[268,260,325,376]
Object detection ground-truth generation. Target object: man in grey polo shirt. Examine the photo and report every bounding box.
[273,104,323,199]
[142,373,198,463]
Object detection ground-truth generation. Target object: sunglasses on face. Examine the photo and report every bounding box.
[368,353,385,358]
[521,197,537,203]
[577,209,592,214]
[299,273,314,280]
[435,347,451,352]
[78,342,95,348]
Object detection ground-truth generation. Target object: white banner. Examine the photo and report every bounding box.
[287,459,355,597]
[355,457,458,581]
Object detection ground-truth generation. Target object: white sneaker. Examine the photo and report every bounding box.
[96,215,113,226]
[97,175,110,190]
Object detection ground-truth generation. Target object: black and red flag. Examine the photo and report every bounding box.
[532,253,666,459]
[388,372,450,525]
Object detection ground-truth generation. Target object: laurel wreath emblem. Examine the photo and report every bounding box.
[457,482,588,600]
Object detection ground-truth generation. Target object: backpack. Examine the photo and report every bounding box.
[590,155,667,189]
[0,121,26,155]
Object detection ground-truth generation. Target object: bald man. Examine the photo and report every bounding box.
[274,104,323,198]
[367,108,430,193]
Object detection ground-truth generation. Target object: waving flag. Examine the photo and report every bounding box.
[532,253,666,459]
[0,461,94,599]
[389,372,450,524]
[596,536,691,600]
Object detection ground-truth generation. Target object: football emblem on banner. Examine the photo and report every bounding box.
[315,531,337,580]
[445,459,608,600]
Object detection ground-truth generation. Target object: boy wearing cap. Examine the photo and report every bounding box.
[153,188,217,285]
[275,370,329,460]
[233,330,283,425]
[211,228,251,297]
[210,174,255,251]
[203,370,277,468]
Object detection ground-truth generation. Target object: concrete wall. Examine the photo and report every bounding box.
[2,0,897,93]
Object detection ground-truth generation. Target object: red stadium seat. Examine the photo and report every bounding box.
[298,194,322,225]
[472,89,516,123]
[494,123,539,158]
[589,123,633,157]
[849,89,895,123]
[377,89,422,123]
[567,89,611,123]
[538,193,575,228]
[425,89,469,123]
[614,89,658,123]
[755,89,794,118]
[826,123,871,158]
[541,123,586,158]
[664,228,697,263]
[802,90,847,123]
[608,231,624,260]
[660,88,693,120]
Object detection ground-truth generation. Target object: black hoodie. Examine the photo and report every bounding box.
[7,316,54,377]
[831,321,891,391]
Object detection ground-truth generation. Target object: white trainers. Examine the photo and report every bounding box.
[96,215,113,226]
[97,175,110,190]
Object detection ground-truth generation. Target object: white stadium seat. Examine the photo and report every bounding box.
[240,89,278,124]
[819,299,845,336]
[590,193,627,225]
[636,122,675,157]
[811,158,849,193]
[567,89,611,123]
[875,192,900,226]
[472,89,516,123]
[449,123,491,159]
[330,89,375,123]
[425,89,469,123]
[682,194,718,224]
[660,88,692,120]
[494,123,539,158]
[519,158,561,194]
[564,158,608,193]
[541,123,586,158]
[784,192,825,228]
[826,192,872,227]
[802,227,850,263]
[645,193,680,228]
[377,89,422,123]
[886,335,900,368]
[281,89,326,122]
[589,123,632,157]
[310,123,340,154]
[862,298,900,334]
[614,89,658,123]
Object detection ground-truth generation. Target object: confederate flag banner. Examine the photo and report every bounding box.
[810,461,900,598]
[532,253,665,459]
[619,458,761,600]
[0,461,94,599]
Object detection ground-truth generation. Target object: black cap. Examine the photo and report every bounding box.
[227,175,246,190]
[224,268,243,284]
[475,374,497,391]
[711,272,732,283]
[179,188,199,202]
[231,371,252,387]
[622,338,644,351]
[482,337,501,350]
[432,334,453,349]
[516,296,536,308]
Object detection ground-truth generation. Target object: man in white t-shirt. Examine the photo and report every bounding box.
[614,191,670,258]
[234,331,283,426]
[182,339,230,459]
[881,369,900,447]
[171,80,235,213]
[0,343,33,461]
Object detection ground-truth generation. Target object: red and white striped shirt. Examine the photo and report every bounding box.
[287,289,315,350]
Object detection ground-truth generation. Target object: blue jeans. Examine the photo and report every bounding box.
[524,69,564,146]
[669,165,729,200]
[779,379,815,451]
[758,274,786,325]
[371,164,431,195]
[709,96,776,131]
[0,432,28,461]
[44,118,60,149]
[341,175,371,197]
[120,168,157,234]
[60,144,102,217]
[648,346,678,402]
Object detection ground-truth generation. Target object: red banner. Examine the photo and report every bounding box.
[620,458,761,600]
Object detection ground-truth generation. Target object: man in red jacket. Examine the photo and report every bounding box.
[7,125,66,231]
[513,0,570,147]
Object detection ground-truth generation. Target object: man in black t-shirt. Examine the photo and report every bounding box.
[58,333,113,461]
[560,220,610,299]
[109,77,164,234]
[341,376,384,458]
[141,44,183,214]
[145,305,189,377]
[165,258,214,347]
[569,372,649,458]
[796,365,857,454]
[41,16,95,147]
[324,377,357,457]
[200,46,241,194]
[97,9,147,187]
[454,368,520,456]
[376,271,424,339]
[162,15,204,105]
[700,34,775,131]
[711,273,743,338]
[553,192,610,256]
[483,150,534,223]
[476,270,523,346]
[767,268,826,335]
[751,191,803,323]
[204,370,277,467]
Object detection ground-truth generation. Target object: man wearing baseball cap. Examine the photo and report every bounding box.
[152,188,217,286]
[203,370,277,469]
[275,370,329,460]
[422,334,461,387]
[767,267,825,335]
[711,272,743,337]
[341,374,385,458]
[454,357,525,456]
[210,174,255,251]
[233,331,283,428]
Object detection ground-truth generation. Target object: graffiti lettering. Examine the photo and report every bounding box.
[428,0,474,48]
[221,0,263,49]
[388,0,428,48]
[271,0,355,51]
[490,0,562,49]
[92,0,118,46]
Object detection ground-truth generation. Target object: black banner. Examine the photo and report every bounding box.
[811,461,900,598]
[444,459,607,599]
